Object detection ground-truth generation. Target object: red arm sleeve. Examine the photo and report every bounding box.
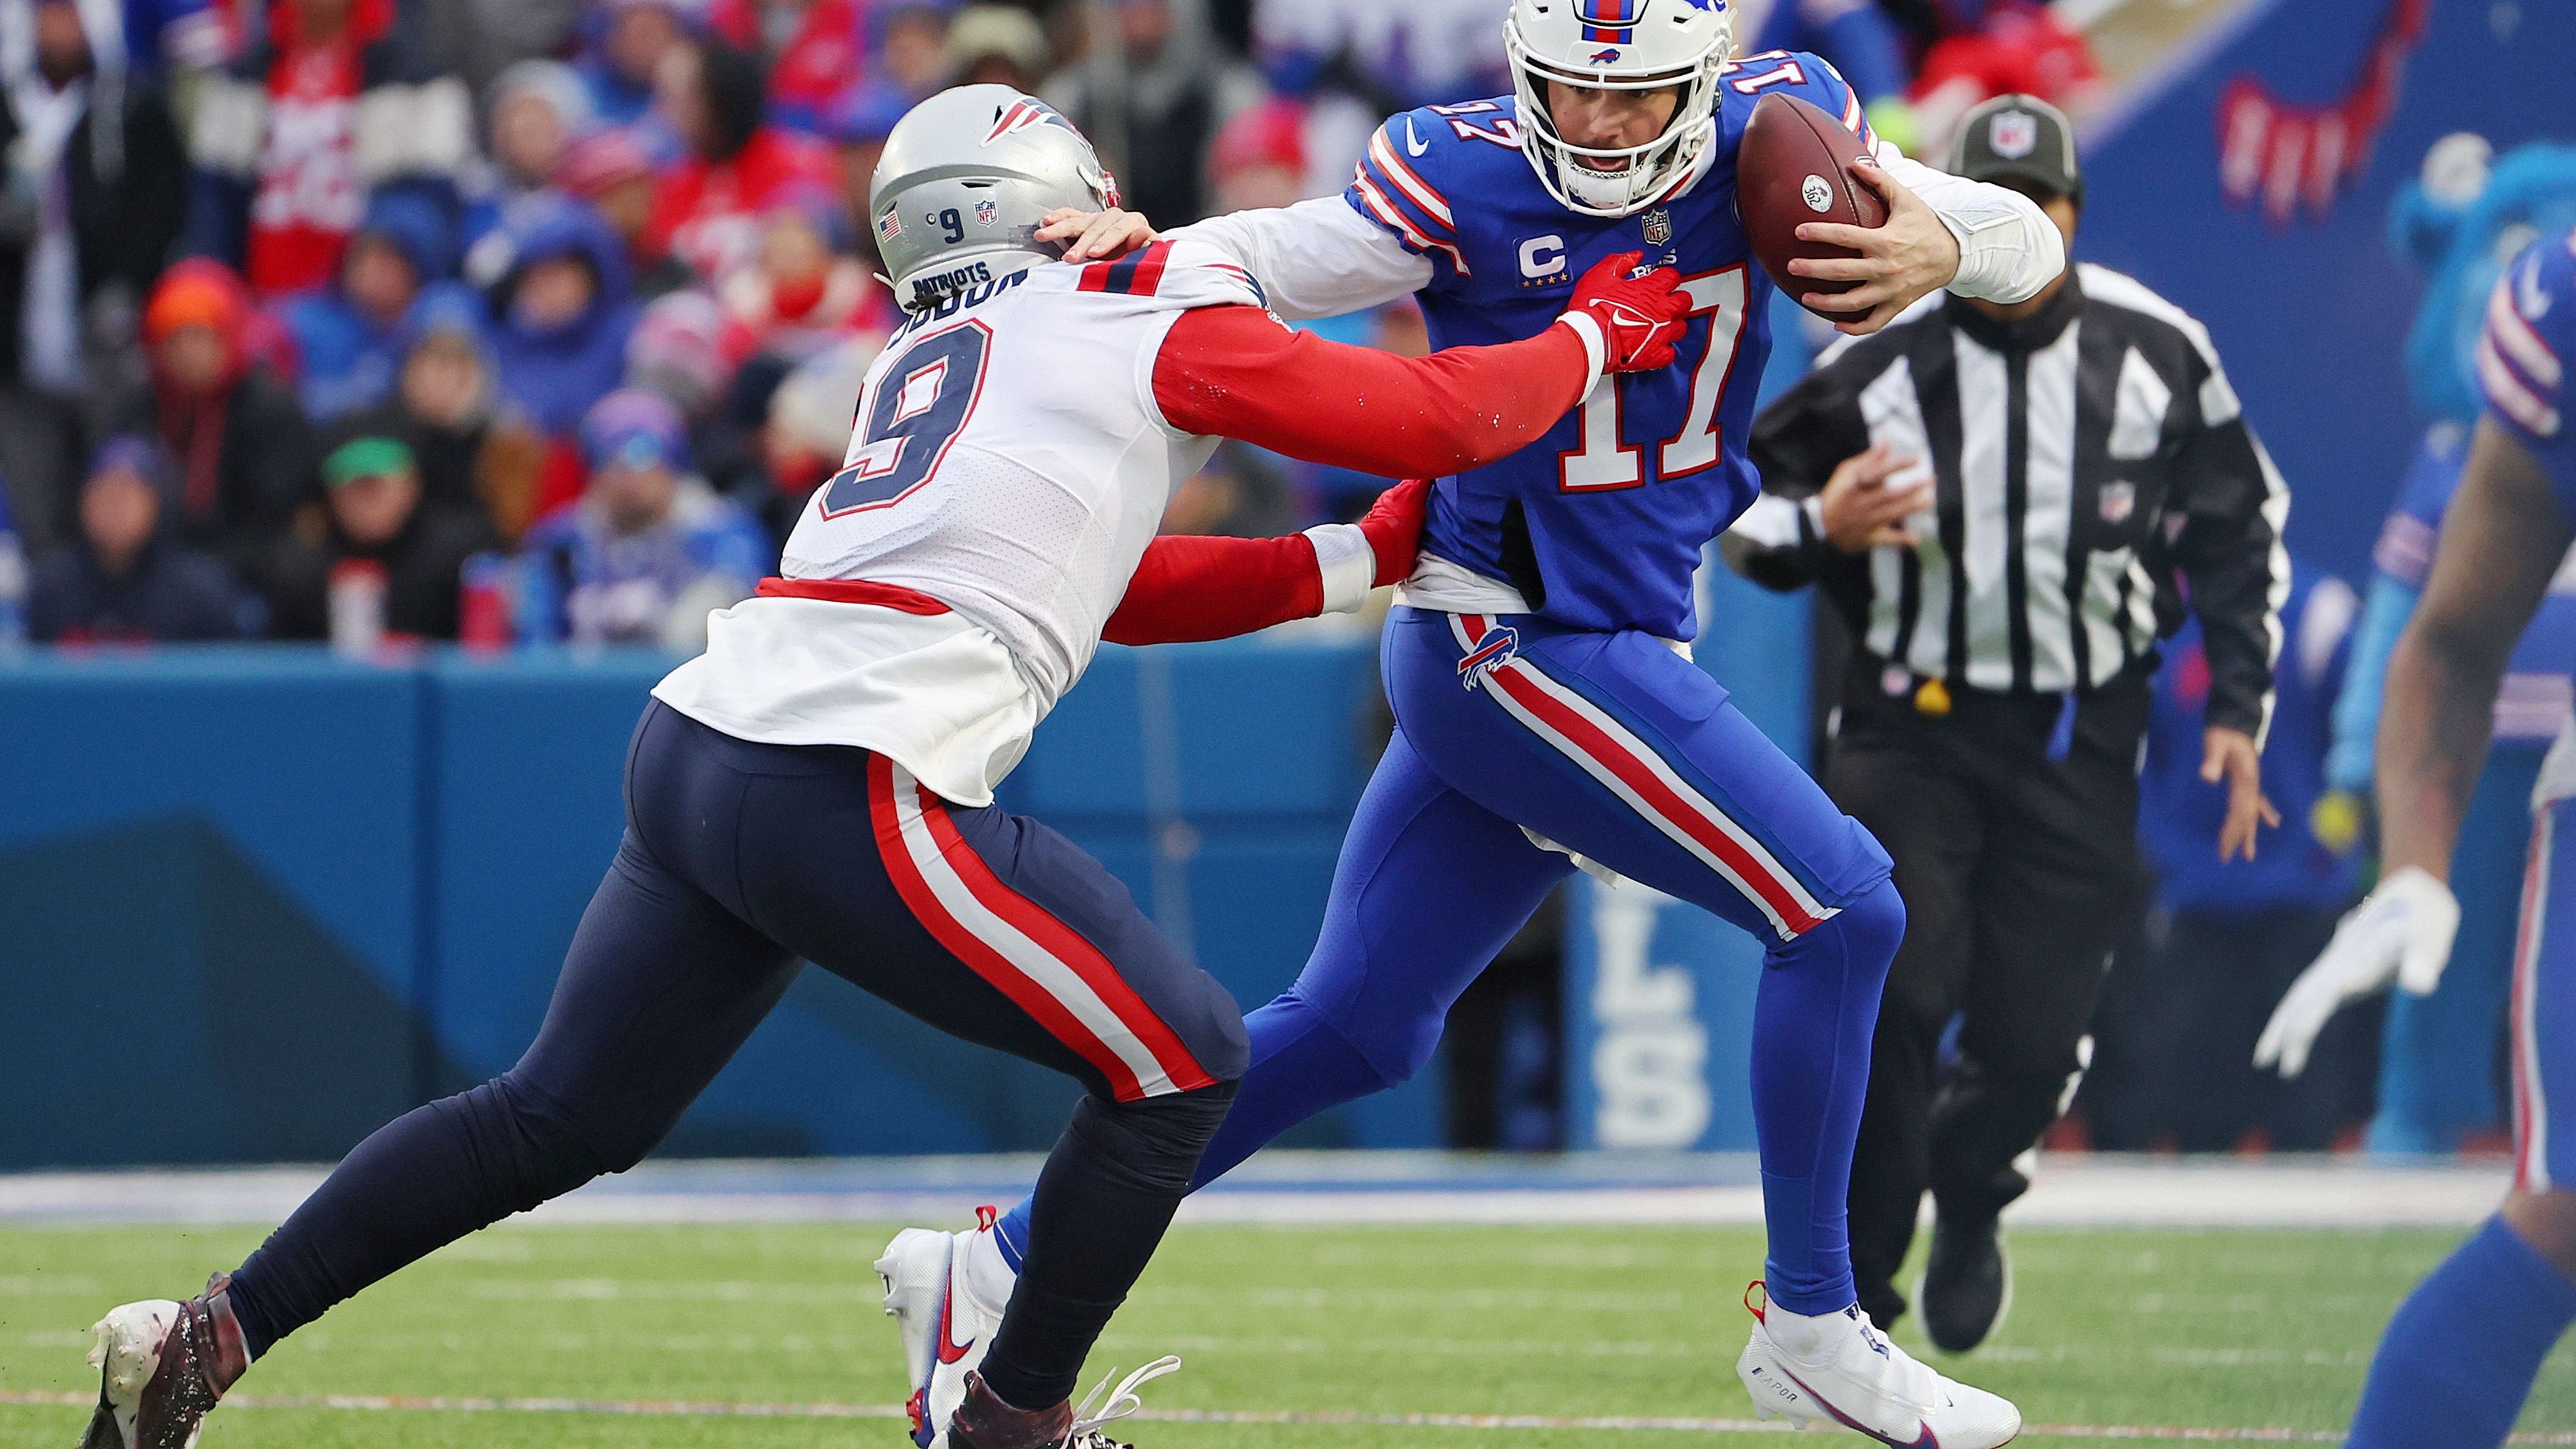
[1151,306,1592,475]
[1101,532,1324,645]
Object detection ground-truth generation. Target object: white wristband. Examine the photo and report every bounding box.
[1303,522,1379,614]
[1553,312,1609,397]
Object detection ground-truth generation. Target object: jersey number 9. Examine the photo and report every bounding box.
[819,321,994,519]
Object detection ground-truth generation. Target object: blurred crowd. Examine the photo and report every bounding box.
[0,0,2097,650]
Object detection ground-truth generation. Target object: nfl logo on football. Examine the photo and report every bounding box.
[1989,110,2039,160]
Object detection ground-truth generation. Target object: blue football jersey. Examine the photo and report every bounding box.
[2485,229,2576,522]
[1346,50,1877,639]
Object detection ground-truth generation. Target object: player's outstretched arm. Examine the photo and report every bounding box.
[1040,197,1433,322]
[2255,419,2568,1078]
[1152,252,1687,479]
[1101,479,1430,646]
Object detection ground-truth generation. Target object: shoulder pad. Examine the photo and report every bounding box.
[1344,102,1517,277]
[1717,50,1874,153]
[2482,231,2573,444]
[1070,238,1270,311]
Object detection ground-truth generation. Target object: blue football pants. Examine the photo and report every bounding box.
[1016,608,1900,1314]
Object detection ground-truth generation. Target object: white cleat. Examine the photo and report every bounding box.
[879,1216,1014,1449]
[1735,1289,2021,1448]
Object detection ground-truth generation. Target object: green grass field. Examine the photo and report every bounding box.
[3,1221,2573,1447]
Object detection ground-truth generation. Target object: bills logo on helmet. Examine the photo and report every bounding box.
[1577,0,1640,44]
[983,97,1078,146]
[1989,111,2038,160]
[974,198,998,227]
[1589,47,1621,62]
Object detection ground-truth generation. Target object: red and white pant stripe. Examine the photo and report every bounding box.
[2513,805,2557,1193]
[869,756,1215,1101]
[1451,614,1835,940]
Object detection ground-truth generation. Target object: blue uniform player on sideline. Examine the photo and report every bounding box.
[2255,230,2576,1449]
[892,1,2064,1443]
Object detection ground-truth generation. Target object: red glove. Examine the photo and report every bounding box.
[1557,250,1690,377]
[1355,477,1432,587]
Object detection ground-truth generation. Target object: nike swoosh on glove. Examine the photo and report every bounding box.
[1556,250,1692,379]
[2254,865,2462,1078]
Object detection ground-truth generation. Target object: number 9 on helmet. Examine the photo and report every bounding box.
[869,85,1122,313]
[1505,0,1736,218]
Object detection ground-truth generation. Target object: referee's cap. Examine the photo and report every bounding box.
[1947,94,2082,207]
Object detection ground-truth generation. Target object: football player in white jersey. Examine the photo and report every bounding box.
[74,87,1696,1449]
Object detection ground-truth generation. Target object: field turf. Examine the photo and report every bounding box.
[3,1221,2574,1446]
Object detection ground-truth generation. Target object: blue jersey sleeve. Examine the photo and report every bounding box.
[1343,107,1474,280]
[1716,49,1879,157]
[2482,230,2576,519]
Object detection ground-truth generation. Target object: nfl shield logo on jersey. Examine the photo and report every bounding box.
[2099,480,2136,525]
[1989,110,2039,160]
[975,198,999,227]
[1643,209,1672,245]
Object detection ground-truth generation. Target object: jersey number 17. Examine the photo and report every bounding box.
[1561,267,1749,492]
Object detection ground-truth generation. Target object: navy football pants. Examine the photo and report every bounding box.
[1010,608,1900,1314]
[225,702,1247,1410]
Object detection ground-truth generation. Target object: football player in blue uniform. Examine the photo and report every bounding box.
[2256,231,2576,1449]
[890,2,2064,1443]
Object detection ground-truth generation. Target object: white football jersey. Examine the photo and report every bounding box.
[654,240,1325,807]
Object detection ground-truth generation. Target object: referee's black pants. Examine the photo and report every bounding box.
[1829,662,2150,1330]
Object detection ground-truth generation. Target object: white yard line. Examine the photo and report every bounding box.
[0,1155,2514,1229]
[3,1388,2571,1443]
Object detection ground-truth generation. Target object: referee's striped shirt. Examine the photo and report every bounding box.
[1726,263,2290,743]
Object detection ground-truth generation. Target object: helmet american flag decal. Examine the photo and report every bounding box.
[1578,0,1641,43]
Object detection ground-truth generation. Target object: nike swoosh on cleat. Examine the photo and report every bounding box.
[936,1286,975,1365]
[1770,1361,1939,1449]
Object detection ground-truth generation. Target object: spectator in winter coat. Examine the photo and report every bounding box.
[274,185,474,419]
[717,203,890,370]
[517,386,764,650]
[625,287,758,504]
[254,430,493,639]
[479,190,638,444]
[945,5,1049,92]
[183,0,474,298]
[1045,0,1257,229]
[557,127,694,301]
[0,0,190,552]
[577,0,690,137]
[872,0,952,100]
[26,434,248,640]
[642,38,834,285]
[465,57,595,244]
[740,0,869,138]
[342,288,548,542]
[130,258,314,574]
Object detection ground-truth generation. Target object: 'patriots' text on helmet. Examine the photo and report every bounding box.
[1503,0,1735,218]
[869,86,1121,312]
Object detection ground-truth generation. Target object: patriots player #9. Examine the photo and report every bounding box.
[894,2,2067,1447]
[69,84,1696,1449]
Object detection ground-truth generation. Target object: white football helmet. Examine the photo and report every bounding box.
[1504,0,1735,218]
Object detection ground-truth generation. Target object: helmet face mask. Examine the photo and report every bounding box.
[869,86,1118,313]
[1505,0,1734,218]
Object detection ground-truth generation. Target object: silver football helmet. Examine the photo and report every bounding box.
[1504,0,1735,218]
[869,85,1119,312]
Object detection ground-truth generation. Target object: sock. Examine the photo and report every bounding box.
[978,1083,1234,1411]
[1765,1301,1863,1360]
[2348,1215,2576,1449]
[990,992,1391,1281]
[228,1075,604,1358]
[1750,878,1903,1317]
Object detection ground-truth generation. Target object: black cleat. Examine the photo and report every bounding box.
[1919,1213,2011,1355]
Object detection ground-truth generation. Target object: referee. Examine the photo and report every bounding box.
[1725,94,2290,1352]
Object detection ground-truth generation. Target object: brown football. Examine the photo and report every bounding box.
[1737,92,1889,316]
